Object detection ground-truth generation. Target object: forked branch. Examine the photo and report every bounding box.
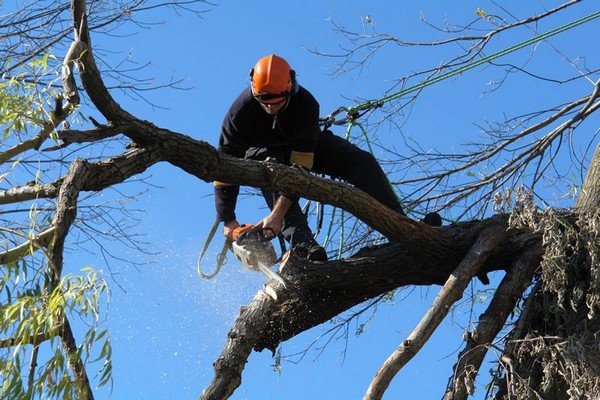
[363,223,510,400]
[443,244,543,400]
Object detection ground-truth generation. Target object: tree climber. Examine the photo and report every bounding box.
[214,54,437,262]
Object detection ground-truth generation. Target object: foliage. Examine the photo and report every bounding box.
[1,267,112,400]
[0,54,59,140]
[1,54,112,399]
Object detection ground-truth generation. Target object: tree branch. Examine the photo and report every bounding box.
[0,146,161,206]
[0,328,60,348]
[0,227,56,265]
[576,143,600,212]
[198,215,544,400]
[47,158,95,399]
[54,121,128,147]
[363,223,510,400]
[443,243,543,400]
[71,0,134,122]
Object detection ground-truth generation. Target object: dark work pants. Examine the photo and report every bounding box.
[246,130,404,248]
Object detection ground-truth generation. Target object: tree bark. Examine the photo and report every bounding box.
[200,216,545,400]
[48,159,96,399]
[443,243,543,400]
[495,138,600,399]
[576,142,600,212]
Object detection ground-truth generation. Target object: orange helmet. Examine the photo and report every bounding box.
[250,54,297,103]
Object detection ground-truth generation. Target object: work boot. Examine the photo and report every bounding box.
[307,244,328,262]
[422,212,442,227]
[293,242,328,262]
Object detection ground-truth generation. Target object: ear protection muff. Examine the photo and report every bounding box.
[290,69,299,96]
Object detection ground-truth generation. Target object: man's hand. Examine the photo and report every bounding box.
[223,220,241,240]
[255,213,284,238]
[255,195,293,238]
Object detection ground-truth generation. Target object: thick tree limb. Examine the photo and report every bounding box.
[199,216,540,400]
[0,181,62,205]
[0,147,161,206]
[71,0,134,123]
[5,131,441,248]
[443,243,543,400]
[362,223,510,400]
[47,158,96,399]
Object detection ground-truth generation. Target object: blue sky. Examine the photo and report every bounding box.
[50,1,600,399]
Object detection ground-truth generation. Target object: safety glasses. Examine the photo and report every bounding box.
[253,92,289,105]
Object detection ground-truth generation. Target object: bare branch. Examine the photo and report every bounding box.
[397,82,600,218]
[443,244,543,400]
[363,223,510,400]
[313,0,582,77]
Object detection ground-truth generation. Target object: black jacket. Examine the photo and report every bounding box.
[214,86,321,222]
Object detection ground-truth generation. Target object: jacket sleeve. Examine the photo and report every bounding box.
[290,89,320,170]
[213,100,250,222]
[214,183,239,222]
[290,124,319,170]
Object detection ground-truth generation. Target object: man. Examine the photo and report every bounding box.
[214,54,412,262]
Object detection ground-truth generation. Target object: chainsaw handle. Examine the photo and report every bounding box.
[229,224,254,241]
[258,227,276,242]
[236,226,275,245]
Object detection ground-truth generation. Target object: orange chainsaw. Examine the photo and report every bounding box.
[229,224,287,288]
[197,222,287,295]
